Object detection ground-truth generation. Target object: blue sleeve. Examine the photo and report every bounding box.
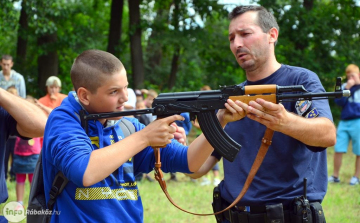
[334,97,348,107]
[334,84,350,107]
[132,136,190,175]
[0,107,23,138]
[296,70,333,152]
[44,109,92,187]
[0,107,19,139]
[297,70,333,122]
[175,113,192,135]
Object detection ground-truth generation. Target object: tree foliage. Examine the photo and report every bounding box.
[0,0,359,121]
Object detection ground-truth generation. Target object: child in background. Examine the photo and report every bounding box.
[12,95,42,205]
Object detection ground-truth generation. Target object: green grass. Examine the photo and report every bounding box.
[139,148,360,223]
[1,147,359,223]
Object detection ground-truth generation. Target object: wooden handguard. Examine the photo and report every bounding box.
[244,84,277,94]
[230,94,277,105]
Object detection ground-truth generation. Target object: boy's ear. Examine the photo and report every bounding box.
[77,87,91,106]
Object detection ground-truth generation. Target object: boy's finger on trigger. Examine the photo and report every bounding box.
[167,115,185,123]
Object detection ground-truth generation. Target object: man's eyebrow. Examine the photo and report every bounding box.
[229,28,252,37]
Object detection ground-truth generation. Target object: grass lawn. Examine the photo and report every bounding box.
[1,146,359,222]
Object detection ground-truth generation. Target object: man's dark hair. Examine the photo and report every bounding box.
[229,5,279,34]
[2,55,13,61]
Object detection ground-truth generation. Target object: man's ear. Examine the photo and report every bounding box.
[268,27,278,44]
[77,87,91,106]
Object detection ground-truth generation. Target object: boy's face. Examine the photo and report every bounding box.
[136,101,146,110]
[144,95,155,108]
[85,69,129,114]
[346,71,360,82]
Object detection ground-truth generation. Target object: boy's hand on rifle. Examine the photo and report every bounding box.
[217,99,247,127]
[142,115,185,148]
[239,98,291,132]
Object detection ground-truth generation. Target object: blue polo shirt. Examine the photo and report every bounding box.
[218,65,333,206]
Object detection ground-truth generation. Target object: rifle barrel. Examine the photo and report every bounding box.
[278,90,350,102]
[85,108,154,120]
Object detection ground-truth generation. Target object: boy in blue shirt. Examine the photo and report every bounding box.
[329,64,360,185]
[42,49,242,222]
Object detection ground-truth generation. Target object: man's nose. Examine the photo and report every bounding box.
[233,36,244,48]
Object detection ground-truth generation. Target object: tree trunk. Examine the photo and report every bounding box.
[37,33,58,94]
[295,0,314,51]
[303,0,314,11]
[167,0,181,90]
[168,47,180,90]
[107,0,124,57]
[146,6,170,69]
[16,0,28,70]
[128,0,144,89]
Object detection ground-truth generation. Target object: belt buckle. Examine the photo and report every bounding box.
[235,205,246,212]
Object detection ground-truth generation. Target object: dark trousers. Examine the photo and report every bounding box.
[4,137,16,180]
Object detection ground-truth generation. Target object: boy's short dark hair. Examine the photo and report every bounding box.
[70,49,124,93]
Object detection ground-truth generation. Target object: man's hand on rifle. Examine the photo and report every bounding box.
[217,99,247,127]
[238,98,291,132]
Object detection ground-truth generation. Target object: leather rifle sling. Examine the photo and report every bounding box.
[153,128,275,216]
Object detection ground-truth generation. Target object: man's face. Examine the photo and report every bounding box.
[1,59,14,74]
[85,69,129,114]
[228,11,271,71]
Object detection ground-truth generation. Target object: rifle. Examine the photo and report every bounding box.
[80,77,350,162]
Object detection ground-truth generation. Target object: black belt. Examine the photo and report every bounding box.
[223,205,291,223]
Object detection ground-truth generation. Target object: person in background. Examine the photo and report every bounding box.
[143,89,158,122]
[328,64,360,185]
[124,88,136,111]
[134,100,152,126]
[135,89,144,102]
[12,95,42,206]
[0,87,47,223]
[36,76,67,115]
[0,55,26,98]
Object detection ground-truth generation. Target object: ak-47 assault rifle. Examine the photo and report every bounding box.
[80,77,350,162]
